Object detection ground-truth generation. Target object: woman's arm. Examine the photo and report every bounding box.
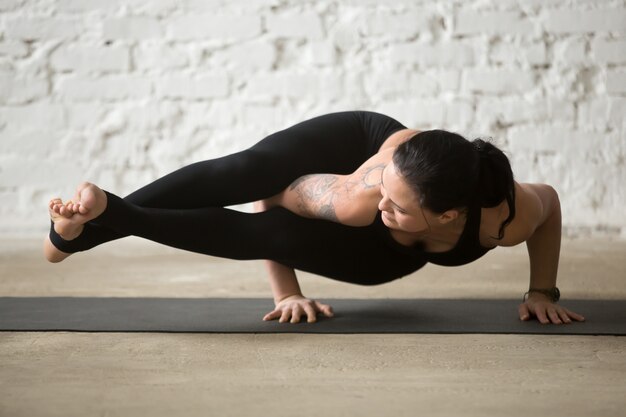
[270,149,394,227]
[495,183,585,324]
[251,149,394,323]
[252,199,334,324]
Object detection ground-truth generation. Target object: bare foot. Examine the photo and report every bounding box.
[43,235,71,263]
[44,182,108,263]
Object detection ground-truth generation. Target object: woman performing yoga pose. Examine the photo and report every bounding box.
[44,111,584,325]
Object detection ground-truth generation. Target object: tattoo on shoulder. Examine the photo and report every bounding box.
[319,204,339,222]
[288,175,310,191]
[360,163,385,189]
[289,174,340,222]
[286,164,385,223]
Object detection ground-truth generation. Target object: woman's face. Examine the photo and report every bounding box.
[378,162,431,233]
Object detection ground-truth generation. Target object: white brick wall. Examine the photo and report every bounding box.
[1,0,625,238]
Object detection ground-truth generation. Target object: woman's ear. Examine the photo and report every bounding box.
[437,209,460,225]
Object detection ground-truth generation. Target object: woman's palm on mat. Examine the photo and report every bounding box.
[263,295,334,324]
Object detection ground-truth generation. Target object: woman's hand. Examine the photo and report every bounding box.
[263,295,334,324]
[518,293,585,324]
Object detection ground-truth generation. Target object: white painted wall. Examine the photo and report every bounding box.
[1,0,625,237]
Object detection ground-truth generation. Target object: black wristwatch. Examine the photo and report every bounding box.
[523,287,560,302]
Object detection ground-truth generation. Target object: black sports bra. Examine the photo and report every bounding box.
[373,198,495,267]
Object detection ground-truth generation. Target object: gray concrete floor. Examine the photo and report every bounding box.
[1,237,625,417]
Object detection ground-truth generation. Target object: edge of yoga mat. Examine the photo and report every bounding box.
[1,297,625,335]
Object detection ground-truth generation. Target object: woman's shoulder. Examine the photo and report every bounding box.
[480,182,559,248]
[378,129,420,152]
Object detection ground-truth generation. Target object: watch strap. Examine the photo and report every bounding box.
[523,287,560,302]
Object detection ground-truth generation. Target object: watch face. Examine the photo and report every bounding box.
[552,287,561,301]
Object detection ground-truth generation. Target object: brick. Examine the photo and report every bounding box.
[307,41,335,66]
[134,43,189,70]
[122,102,185,132]
[609,99,626,127]
[61,0,177,16]
[477,98,545,126]
[266,13,324,40]
[50,44,130,73]
[168,15,262,40]
[463,69,535,95]
[56,75,152,100]
[0,155,82,188]
[476,97,574,127]
[0,127,63,158]
[525,42,547,65]
[553,38,587,65]
[490,41,547,66]
[455,11,536,35]
[364,72,411,100]
[156,74,229,99]
[4,18,84,40]
[58,0,119,12]
[343,73,367,102]
[364,10,429,39]
[408,74,439,96]
[577,99,607,130]
[548,98,576,123]
[65,102,110,129]
[507,127,622,166]
[388,42,475,68]
[377,100,445,128]
[103,17,164,40]
[428,70,461,92]
[607,70,626,94]
[542,9,626,34]
[344,0,431,7]
[0,0,24,11]
[186,0,276,12]
[592,38,626,64]
[0,102,65,130]
[121,0,180,17]
[445,101,474,130]
[0,41,29,58]
[0,74,48,104]
[245,72,342,99]
[330,21,360,52]
[241,104,286,129]
[577,97,626,130]
[204,101,238,128]
[210,41,276,71]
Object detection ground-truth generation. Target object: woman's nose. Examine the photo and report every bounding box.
[378,196,390,212]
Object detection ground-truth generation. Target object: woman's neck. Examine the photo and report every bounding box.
[392,212,468,249]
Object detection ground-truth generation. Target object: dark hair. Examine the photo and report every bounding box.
[392,130,516,240]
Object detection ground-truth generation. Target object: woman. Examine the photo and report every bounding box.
[44,111,584,325]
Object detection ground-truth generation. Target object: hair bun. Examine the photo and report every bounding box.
[473,139,496,159]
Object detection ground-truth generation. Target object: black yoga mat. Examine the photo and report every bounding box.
[1,297,624,335]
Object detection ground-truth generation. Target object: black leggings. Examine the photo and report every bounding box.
[49,111,426,285]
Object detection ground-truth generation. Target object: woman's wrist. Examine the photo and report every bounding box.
[523,287,560,302]
[274,293,304,305]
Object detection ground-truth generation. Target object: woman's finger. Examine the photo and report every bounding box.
[263,309,281,321]
[535,307,550,324]
[547,308,562,324]
[557,308,572,324]
[302,303,317,323]
[518,303,530,321]
[291,305,303,323]
[564,308,585,322]
[315,301,334,317]
[279,308,291,323]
